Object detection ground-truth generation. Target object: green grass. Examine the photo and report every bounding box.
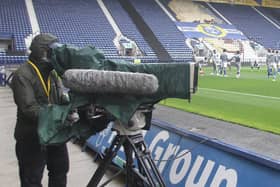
[160,66,280,134]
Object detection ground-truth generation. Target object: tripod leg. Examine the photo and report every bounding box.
[124,138,150,187]
[140,154,166,187]
[123,140,135,187]
[132,137,166,187]
[87,135,126,187]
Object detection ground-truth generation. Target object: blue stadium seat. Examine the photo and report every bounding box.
[129,0,193,61]
[33,0,118,57]
[103,0,158,61]
[1,0,194,64]
[0,0,32,65]
[211,3,280,49]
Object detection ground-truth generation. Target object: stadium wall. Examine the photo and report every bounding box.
[86,119,280,187]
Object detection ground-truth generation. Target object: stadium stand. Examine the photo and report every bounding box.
[209,3,280,49]
[194,0,259,6]
[32,0,118,58]
[256,7,280,25]
[118,0,172,62]
[262,0,280,8]
[0,54,28,66]
[0,0,32,51]
[163,0,222,23]
[204,38,241,53]
[159,0,178,22]
[0,0,196,65]
[103,0,158,61]
[129,0,193,62]
[0,0,30,65]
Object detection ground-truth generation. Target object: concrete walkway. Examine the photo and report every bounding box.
[0,87,124,187]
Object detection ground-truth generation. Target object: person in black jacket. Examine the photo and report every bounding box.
[11,33,76,187]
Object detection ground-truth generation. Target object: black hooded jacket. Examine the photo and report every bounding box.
[11,55,64,141]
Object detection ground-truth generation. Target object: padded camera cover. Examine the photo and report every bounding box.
[38,45,193,145]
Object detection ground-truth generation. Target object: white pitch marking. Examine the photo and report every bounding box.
[199,88,280,101]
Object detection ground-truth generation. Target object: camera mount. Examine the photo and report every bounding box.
[86,107,166,187]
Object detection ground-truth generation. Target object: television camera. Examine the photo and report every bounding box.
[39,43,199,187]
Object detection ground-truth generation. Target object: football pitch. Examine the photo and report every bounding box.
[160,66,280,135]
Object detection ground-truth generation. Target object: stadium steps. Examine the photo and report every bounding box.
[118,0,172,62]
[204,38,241,53]
[25,0,40,34]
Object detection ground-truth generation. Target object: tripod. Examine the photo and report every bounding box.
[87,110,166,187]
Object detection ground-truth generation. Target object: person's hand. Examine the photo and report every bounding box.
[61,92,70,105]
[66,109,79,125]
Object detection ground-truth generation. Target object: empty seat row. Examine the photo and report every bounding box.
[211,3,280,49]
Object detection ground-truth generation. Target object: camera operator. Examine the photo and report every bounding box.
[10,33,77,187]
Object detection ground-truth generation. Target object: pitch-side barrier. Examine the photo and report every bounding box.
[86,119,280,187]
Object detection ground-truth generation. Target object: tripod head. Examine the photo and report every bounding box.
[113,104,154,136]
[86,104,166,187]
[84,104,154,136]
